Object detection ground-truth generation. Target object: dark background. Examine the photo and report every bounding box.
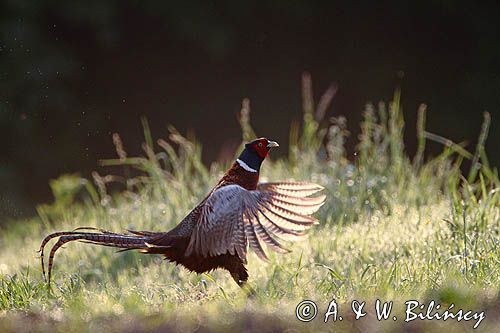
[1,1,499,219]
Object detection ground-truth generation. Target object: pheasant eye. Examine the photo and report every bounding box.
[258,143,263,147]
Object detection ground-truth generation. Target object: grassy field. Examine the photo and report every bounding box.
[0,88,499,332]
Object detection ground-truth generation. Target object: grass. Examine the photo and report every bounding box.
[0,77,499,332]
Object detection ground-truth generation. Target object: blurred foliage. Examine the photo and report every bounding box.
[35,174,98,225]
[0,72,498,332]
[1,1,500,220]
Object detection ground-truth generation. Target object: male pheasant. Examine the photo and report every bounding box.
[39,138,325,288]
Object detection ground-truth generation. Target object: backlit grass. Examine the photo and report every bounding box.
[0,83,498,332]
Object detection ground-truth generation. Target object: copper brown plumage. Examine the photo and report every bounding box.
[39,138,325,288]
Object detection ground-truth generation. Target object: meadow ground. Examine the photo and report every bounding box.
[0,90,499,332]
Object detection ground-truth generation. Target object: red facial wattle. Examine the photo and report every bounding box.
[254,140,270,158]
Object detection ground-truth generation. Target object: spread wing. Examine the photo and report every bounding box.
[185,182,325,263]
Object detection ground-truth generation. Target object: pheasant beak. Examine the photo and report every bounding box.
[266,140,279,148]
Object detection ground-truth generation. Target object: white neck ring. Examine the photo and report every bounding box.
[236,159,258,173]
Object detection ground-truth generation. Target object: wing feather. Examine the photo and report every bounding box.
[243,211,269,261]
[249,209,290,253]
[258,182,324,197]
[261,201,318,224]
[186,182,325,263]
[256,207,307,239]
[263,194,325,215]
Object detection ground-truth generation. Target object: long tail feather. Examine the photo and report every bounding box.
[39,230,148,284]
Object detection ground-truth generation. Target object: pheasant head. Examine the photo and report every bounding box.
[236,138,279,173]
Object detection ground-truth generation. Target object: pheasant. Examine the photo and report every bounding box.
[39,138,325,288]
